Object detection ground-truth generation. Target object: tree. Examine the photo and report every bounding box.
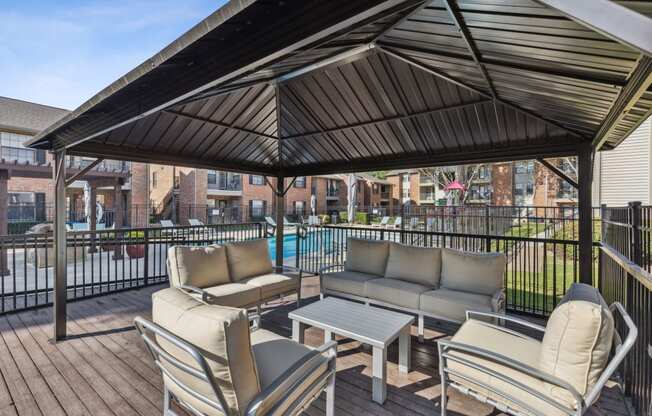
[417,164,483,205]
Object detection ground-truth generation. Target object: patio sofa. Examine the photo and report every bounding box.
[438,283,637,416]
[135,287,336,415]
[319,238,506,339]
[167,238,302,311]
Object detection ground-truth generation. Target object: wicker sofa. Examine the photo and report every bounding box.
[166,238,302,311]
[319,238,506,340]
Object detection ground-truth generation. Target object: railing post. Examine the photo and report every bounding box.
[295,226,300,269]
[143,228,149,286]
[626,201,642,319]
[485,205,491,252]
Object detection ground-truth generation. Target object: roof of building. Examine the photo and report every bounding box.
[0,97,69,135]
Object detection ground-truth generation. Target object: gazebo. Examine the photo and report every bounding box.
[27,0,652,340]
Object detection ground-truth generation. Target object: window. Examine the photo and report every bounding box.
[249,199,266,219]
[8,192,45,222]
[294,176,306,188]
[249,175,265,186]
[478,165,489,180]
[469,184,492,200]
[372,184,379,194]
[0,132,36,164]
[207,171,217,185]
[152,171,158,188]
[326,180,338,197]
[294,201,305,215]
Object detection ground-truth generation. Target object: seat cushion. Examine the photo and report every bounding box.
[440,248,505,296]
[364,278,430,309]
[203,283,261,308]
[420,288,492,323]
[345,238,389,276]
[448,319,569,416]
[250,329,329,415]
[321,270,379,297]
[152,288,260,415]
[384,243,441,287]
[241,273,299,299]
[540,283,614,405]
[226,239,273,281]
[167,245,230,288]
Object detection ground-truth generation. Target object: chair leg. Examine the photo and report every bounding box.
[418,314,424,343]
[440,378,447,416]
[325,373,336,416]
[296,288,301,308]
[163,386,179,416]
[256,304,262,316]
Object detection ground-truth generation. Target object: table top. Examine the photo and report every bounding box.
[289,297,415,348]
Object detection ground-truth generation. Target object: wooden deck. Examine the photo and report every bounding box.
[0,277,631,416]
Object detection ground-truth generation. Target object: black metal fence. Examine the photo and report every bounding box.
[0,223,265,313]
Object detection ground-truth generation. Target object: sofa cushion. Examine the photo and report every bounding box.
[226,239,273,282]
[250,329,328,415]
[364,278,431,309]
[203,283,261,308]
[345,238,389,276]
[539,283,614,405]
[321,271,379,297]
[440,248,505,296]
[167,245,230,288]
[242,273,300,299]
[448,319,569,416]
[152,288,260,415]
[420,288,493,323]
[384,243,441,287]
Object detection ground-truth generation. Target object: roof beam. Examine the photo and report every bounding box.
[536,158,578,189]
[538,0,652,57]
[368,0,431,43]
[65,158,104,186]
[592,56,652,149]
[282,99,490,140]
[164,110,278,140]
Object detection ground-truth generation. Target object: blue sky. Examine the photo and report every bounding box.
[0,0,227,110]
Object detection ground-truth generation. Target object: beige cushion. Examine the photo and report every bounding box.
[242,273,299,299]
[364,278,430,309]
[420,288,492,323]
[321,271,378,297]
[449,319,568,416]
[384,243,441,287]
[152,288,260,415]
[440,248,505,296]
[167,245,230,288]
[345,238,389,276]
[540,283,614,405]
[226,239,273,281]
[203,283,261,308]
[250,329,328,415]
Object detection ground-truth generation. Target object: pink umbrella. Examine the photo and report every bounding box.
[444,180,466,192]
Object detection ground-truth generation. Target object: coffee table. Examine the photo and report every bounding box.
[288,296,414,404]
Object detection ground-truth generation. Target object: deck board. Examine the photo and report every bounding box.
[0,279,632,416]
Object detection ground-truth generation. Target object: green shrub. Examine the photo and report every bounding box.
[338,211,348,222]
[319,214,330,224]
[355,212,369,224]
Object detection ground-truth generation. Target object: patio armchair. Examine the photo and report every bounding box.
[135,287,337,416]
[438,283,637,416]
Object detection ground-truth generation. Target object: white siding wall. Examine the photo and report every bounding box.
[597,118,651,206]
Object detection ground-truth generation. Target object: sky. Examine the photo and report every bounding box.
[0,0,227,110]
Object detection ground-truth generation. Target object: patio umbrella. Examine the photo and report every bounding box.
[310,194,316,216]
[444,180,466,192]
[83,182,91,223]
[347,174,357,223]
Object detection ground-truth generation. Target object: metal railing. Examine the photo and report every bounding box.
[0,222,265,313]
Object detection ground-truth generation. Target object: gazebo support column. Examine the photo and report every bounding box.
[88,182,97,253]
[577,143,594,285]
[53,150,67,341]
[275,176,285,267]
[113,179,124,260]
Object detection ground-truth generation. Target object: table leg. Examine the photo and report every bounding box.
[324,330,335,342]
[292,320,306,344]
[372,346,387,404]
[399,326,411,373]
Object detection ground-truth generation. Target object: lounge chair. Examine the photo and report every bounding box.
[264,216,277,236]
[284,216,299,226]
[408,217,419,230]
[371,216,390,228]
[438,283,637,416]
[188,218,204,226]
[390,217,402,229]
[135,288,336,416]
[160,219,175,228]
[308,215,320,226]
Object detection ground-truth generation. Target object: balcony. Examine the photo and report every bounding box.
[208,173,242,196]
[380,191,390,199]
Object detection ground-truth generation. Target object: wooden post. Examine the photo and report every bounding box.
[88,182,97,253]
[113,179,124,260]
[577,143,594,285]
[53,150,67,340]
[275,176,285,268]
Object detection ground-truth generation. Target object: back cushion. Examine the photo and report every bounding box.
[384,243,441,287]
[440,248,505,296]
[152,288,260,414]
[226,239,273,281]
[167,245,230,288]
[540,283,614,405]
[345,238,389,276]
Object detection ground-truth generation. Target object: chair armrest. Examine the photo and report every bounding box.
[249,314,261,332]
[465,310,546,333]
[179,285,209,302]
[274,265,303,275]
[491,289,506,314]
[438,339,584,413]
[246,340,337,416]
[318,264,344,275]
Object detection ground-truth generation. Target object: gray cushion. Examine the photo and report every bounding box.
[345,238,389,276]
[321,271,379,297]
[440,248,505,296]
[203,283,261,308]
[364,278,431,309]
[167,244,230,288]
[241,273,299,299]
[419,288,493,323]
[226,239,273,281]
[384,243,441,287]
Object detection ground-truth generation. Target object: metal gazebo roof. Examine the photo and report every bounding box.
[28,0,652,176]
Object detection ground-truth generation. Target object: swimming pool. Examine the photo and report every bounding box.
[267,230,334,260]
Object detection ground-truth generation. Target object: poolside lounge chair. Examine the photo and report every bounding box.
[135,287,336,416]
[408,217,419,230]
[284,216,299,226]
[188,218,204,226]
[371,216,390,228]
[160,219,175,228]
[390,217,402,229]
[438,283,637,416]
[308,215,320,226]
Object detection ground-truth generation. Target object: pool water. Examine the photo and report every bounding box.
[267,230,334,260]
